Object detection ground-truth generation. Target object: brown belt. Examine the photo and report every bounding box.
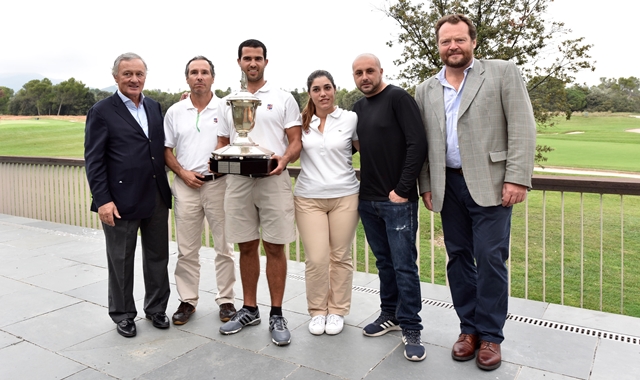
[446,167,463,176]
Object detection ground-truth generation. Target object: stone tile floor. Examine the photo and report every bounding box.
[0,213,639,379]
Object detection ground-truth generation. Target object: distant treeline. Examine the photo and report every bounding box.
[529,76,640,115]
[0,78,366,117]
[1,76,637,117]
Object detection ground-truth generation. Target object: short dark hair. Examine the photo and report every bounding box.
[435,14,477,42]
[238,39,267,60]
[184,56,215,78]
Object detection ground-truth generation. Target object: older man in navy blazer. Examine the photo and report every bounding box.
[85,52,172,338]
[416,15,536,370]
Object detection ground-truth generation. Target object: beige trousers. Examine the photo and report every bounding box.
[294,193,359,317]
[173,176,235,306]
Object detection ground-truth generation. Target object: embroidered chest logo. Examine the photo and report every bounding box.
[214,118,218,123]
[267,104,273,110]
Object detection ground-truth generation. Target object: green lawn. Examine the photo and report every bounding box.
[536,113,640,172]
[0,117,86,158]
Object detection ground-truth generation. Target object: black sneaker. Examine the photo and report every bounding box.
[402,329,426,361]
[219,307,260,335]
[362,313,401,337]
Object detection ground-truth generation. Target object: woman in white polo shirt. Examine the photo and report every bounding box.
[294,70,360,336]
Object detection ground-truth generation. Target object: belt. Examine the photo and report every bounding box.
[446,167,463,176]
[201,174,226,181]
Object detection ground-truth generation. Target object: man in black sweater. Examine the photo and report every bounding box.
[352,54,428,362]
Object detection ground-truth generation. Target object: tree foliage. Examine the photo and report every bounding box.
[9,78,96,116]
[142,89,182,116]
[54,78,93,116]
[0,86,14,114]
[90,88,112,104]
[338,88,364,111]
[383,0,596,163]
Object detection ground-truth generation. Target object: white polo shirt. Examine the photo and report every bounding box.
[164,95,220,176]
[294,107,360,199]
[217,81,302,157]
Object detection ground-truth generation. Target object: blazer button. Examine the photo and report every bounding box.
[119,180,122,183]
[152,156,155,159]
[153,175,156,178]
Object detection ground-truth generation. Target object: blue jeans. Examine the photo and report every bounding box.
[358,200,423,331]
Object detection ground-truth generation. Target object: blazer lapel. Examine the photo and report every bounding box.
[458,60,485,119]
[427,79,446,134]
[111,93,147,138]
[143,98,159,139]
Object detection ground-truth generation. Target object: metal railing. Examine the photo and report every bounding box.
[2,156,640,317]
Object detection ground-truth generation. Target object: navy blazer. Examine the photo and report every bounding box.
[84,93,172,220]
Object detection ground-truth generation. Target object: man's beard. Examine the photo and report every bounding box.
[442,50,473,69]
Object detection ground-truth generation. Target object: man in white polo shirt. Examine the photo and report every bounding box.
[164,56,237,325]
[217,39,302,346]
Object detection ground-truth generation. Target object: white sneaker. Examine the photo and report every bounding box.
[308,315,326,335]
[325,314,344,335]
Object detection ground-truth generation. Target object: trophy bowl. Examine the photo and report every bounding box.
[210,72,277,176]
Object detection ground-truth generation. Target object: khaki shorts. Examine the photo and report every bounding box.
[224,170,295,244]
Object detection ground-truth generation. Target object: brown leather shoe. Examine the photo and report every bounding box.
[476,340,501,370]
[219,303,237,322]
[172,302,195,325]
[452,333,479,361]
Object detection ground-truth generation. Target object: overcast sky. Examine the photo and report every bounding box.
[2,0,637,93]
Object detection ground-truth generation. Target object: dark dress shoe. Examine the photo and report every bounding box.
[452,333,479,361]
[116,319,136,337]
[219,303,237,322]
[146,312,170,329]
[476,341,502,370]
[172,302,196,325]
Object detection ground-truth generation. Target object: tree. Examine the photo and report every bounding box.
[13,79,56,115]
[53,78,93,115]
[585,77,640,113]
[528,76,569,116]
[338,88,364,111]
[566,84,589,112]
[383,0,596,162]
[90,88,112,104]
[0,86,14,114]
[290,88,309,112]
[15,78,55,115]
[142,89,182,115]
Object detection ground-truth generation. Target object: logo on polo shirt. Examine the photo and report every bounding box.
[267,104,273,110]
[214,118,218,123]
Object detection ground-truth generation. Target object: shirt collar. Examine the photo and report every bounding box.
[254,81,271,94]
[436,58,476,85]
[311,106,342,123]
[185,93,218,110]
[116,89,145,107]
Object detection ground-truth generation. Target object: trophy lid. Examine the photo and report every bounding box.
[226,71,261,104]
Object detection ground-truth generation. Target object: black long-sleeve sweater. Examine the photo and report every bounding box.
[353,85,428,202]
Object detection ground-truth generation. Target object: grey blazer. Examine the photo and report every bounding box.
[416,59,536,211]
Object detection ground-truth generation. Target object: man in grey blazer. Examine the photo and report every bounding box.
[415,14,536,370]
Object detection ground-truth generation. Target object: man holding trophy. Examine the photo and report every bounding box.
[216,39,302,346]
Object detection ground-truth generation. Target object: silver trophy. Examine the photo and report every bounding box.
[210,72,276,175]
